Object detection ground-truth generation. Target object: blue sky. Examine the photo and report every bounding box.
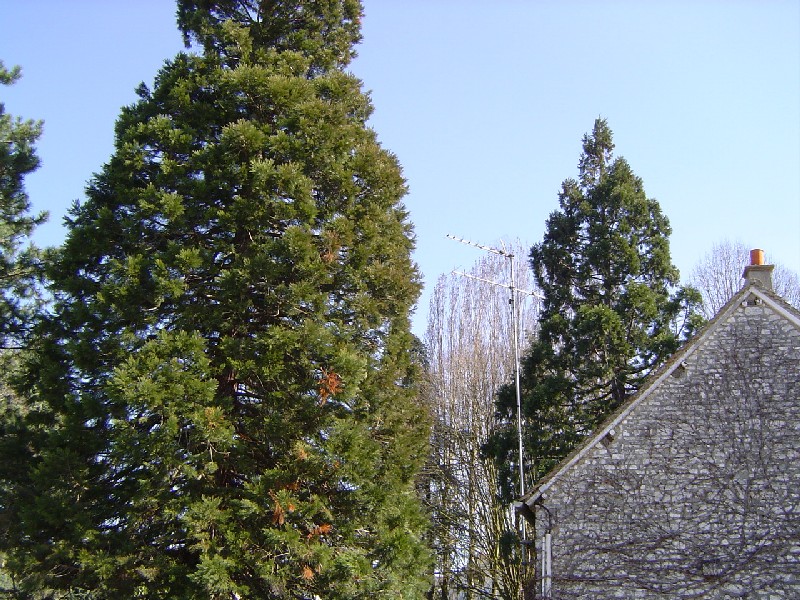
[2,1,798,335]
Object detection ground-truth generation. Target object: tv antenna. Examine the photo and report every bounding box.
[446,234,542,498]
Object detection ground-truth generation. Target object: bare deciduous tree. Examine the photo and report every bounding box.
[422,241,540,600]
[690,239,800,317]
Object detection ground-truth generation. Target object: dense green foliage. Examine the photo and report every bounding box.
[0,59,47,597]
[0,61,45,351]
[0,2,431,597]
[487,119,702,499]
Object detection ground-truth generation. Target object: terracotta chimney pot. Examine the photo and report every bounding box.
[750,248,765,266]
[742,248,773,291]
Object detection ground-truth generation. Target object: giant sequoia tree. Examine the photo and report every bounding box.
[487,119,702,497]
[0,2,430,598]
[0,60,46,594]
[0,61,45,351]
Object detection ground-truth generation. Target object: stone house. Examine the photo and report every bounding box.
[516,251,800,599]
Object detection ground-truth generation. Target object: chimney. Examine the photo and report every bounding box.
[742,248,774,291]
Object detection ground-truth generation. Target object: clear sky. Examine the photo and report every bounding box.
[2,1,798,335]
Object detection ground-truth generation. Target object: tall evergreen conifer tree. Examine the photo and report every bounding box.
[1,2,431,598]
[486,119,702,498]
[0,60,47,594]
[0,61,46,350]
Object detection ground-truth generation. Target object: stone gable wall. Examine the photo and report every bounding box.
[531,299,800,599]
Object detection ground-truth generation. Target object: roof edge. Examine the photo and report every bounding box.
[519,283,800,513]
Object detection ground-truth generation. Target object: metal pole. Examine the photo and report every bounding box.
[510,254,525,498]
[447,235,543,585]
[447,235,540,499]
[543,532,552,597]
[509,253,529,587]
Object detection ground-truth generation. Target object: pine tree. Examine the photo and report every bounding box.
[1,2,431,598]
[486,119,702,498]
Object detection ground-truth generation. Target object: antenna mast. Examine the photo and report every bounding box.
[447,234,541,498]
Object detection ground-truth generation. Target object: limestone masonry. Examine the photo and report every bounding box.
[518,258,800,599]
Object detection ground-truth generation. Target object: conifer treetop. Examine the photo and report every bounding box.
[177,0,363,73]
